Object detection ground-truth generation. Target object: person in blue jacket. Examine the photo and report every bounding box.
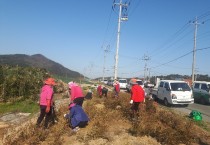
[64,103,89,132]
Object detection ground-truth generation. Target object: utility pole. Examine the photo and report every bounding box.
[148,68,151,82]
[191,17,203,84]
[113,0,128,80]
[102,45,110,81]
[143,54,150,82]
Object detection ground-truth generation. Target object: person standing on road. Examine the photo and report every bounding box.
[129,78,145,119]
[36,77,56,129]
[68,81,84,107]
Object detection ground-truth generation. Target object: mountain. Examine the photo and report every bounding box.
[0,54,83,78]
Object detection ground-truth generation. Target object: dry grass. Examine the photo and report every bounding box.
[3,91,210,145]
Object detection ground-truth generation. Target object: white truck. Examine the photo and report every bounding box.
[151,80,194,106]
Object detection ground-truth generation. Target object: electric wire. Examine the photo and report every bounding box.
[152,28,194,61]
[151,46,210,69]
[149,23,191,57]
[197,11,210,21]
[150,10,210,60]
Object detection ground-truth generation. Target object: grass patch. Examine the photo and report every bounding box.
[0,100,39,115]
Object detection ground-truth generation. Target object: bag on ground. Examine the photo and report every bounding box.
[189,110,202,121]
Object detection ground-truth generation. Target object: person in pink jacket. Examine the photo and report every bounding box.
[36,77,56,129]
[68,82,84,106]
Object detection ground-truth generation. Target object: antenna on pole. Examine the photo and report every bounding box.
[142,54,150,82]
[113,0,128,80]
[102,45,110,81]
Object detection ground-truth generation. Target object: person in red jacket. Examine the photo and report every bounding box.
[113,80,120,98]
[97,84,102,97]
[130,78,145,119]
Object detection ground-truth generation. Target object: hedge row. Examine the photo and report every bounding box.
[0,65,48,102]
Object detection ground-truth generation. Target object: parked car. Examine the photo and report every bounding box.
[107,79,114,86]
[102,79,108,84]
[192,81,210,105]
[151,80,194,107]
[126,79,144,92]
[118,79,127,89]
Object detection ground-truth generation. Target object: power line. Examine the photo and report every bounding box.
[197,11,210,20]
[150,10,210,59]
[101,4,114,47]
[151,46,210,69]
[150,23,191,57]
[151,28,194,60]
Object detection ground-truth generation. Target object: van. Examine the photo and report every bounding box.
[119,79,127,89]
[193,81,210,105]
[157,80,194,106]
[103,79,108,84]
[107,79,114,86]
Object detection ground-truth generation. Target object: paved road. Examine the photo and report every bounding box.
[172,103,210,122]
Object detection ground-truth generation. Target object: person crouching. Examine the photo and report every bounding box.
[64,103,89,132]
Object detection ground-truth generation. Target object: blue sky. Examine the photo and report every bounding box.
[0,0,210,79]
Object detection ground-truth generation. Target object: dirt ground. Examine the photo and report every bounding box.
[1,92,210,145]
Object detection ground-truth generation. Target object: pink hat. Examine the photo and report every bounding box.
[68,81,77,88]
[68,81,74,87]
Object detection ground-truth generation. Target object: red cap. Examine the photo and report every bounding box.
[44,78,56,86]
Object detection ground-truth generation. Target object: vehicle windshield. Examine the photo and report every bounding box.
[119,80,127,83]
[137,80,143,85]
[170,83,191,91]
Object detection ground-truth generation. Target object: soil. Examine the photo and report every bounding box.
[1,92,210,145]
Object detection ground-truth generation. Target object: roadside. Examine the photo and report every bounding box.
[0,97,69,145]
[173,106,210,123]
[1,89,210,145]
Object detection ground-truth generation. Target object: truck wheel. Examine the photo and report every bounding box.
[183,104,189,107]
[164,98,170,107]
[200,98,206,105]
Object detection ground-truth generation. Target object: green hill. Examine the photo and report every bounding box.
[0,54,82,79]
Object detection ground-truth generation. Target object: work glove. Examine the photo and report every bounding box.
[130,100,133,104]
[46,106,50,113]
[46,100,51,113]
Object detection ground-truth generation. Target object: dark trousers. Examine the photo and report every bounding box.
[131,102,140,112]
[73,97,84,106]
[77,121,88,128]
[36,105,52,128]
[65,114,88,129]
[102,90,108,97]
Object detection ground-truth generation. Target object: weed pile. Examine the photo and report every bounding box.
[3,91,210,145]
